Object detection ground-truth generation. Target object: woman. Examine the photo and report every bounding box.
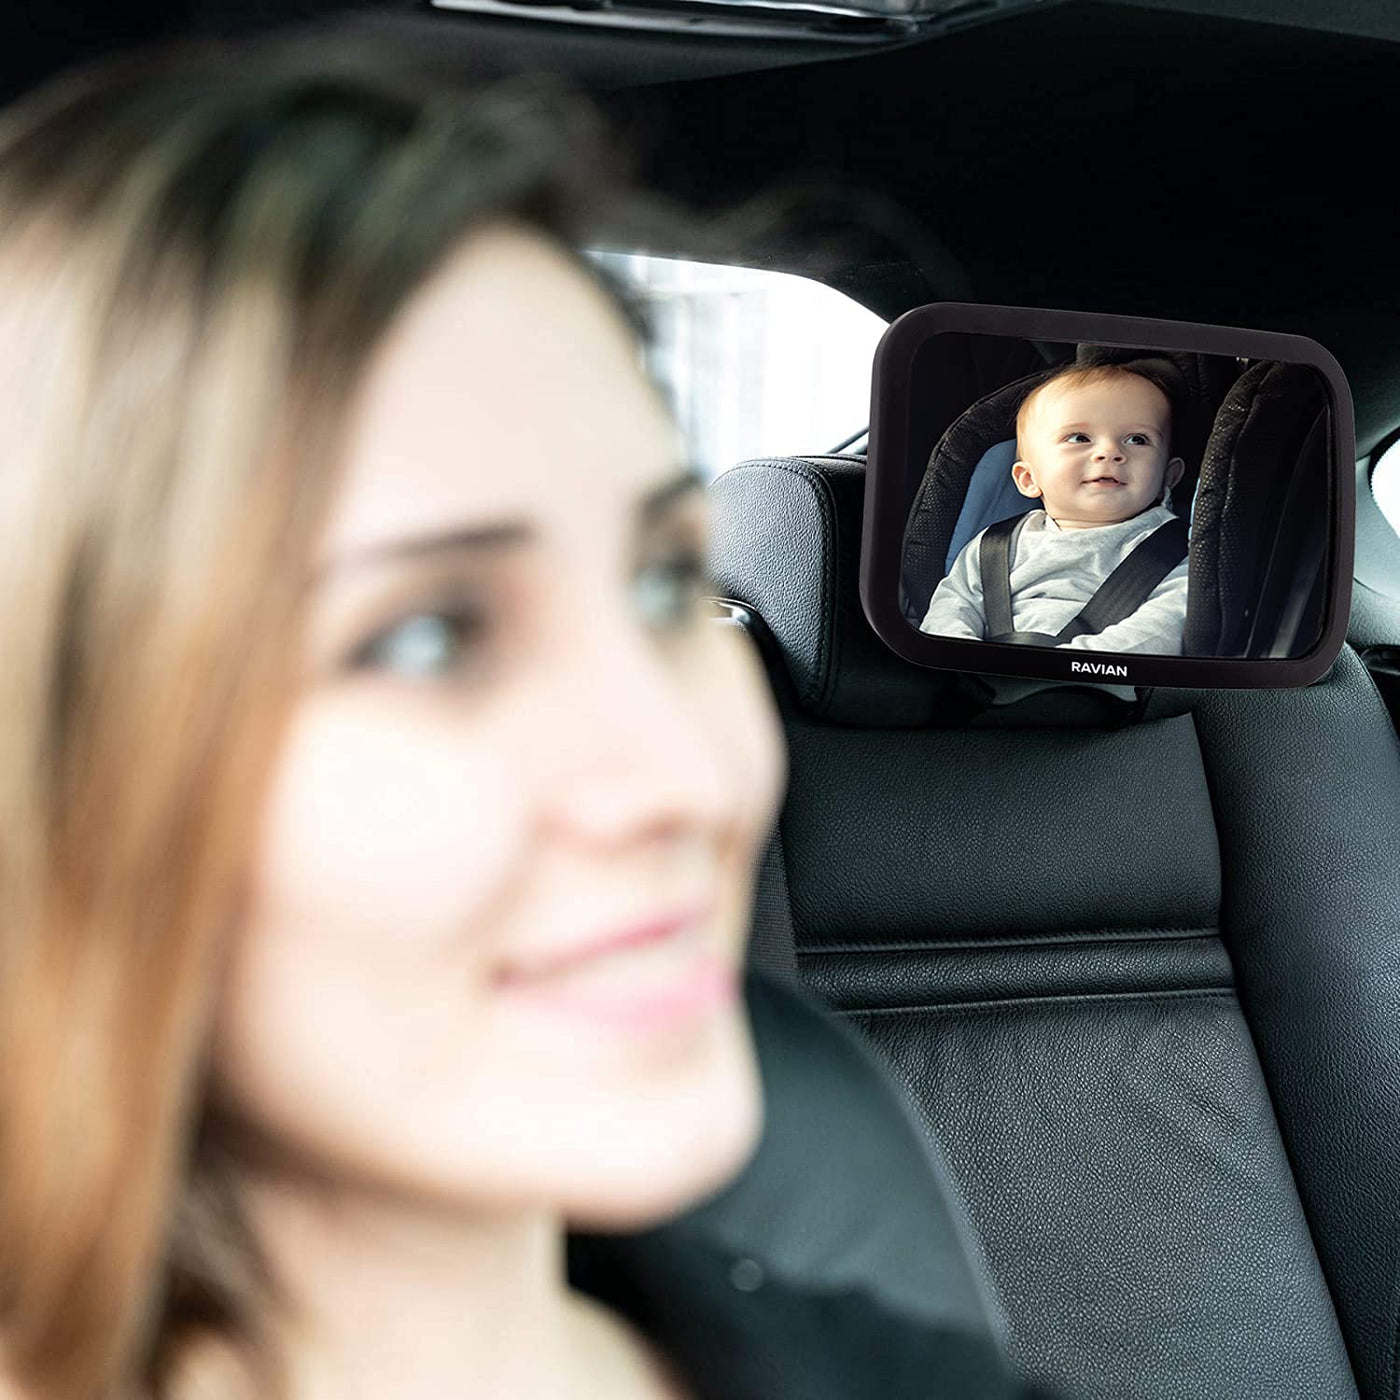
[0,35,1033,1400]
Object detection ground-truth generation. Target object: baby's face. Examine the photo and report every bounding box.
[1012,376,1185,528]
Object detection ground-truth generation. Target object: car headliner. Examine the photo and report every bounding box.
[5,0,1399,452]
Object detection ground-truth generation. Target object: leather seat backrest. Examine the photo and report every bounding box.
[569,970,1026,1398]
[710,453,1400,1400]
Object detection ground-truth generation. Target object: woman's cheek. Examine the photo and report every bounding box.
[250,695,528,949]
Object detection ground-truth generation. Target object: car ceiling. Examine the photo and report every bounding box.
[6,0,1400,452]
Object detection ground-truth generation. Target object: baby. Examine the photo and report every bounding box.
[919,364,1189,654]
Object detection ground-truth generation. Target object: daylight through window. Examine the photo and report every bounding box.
[591,251,887,477]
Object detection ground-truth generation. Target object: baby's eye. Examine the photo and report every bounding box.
[349,605,488,681]
[1064,432,1091,444]
[633,547,711,633]
[1125,433,1152,446]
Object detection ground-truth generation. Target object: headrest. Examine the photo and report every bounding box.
[709,456,954,726]
[1184,360,1330,655]
[901,372,1045,624]
[707,455,1191,728]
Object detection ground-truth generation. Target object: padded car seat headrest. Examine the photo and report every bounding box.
[1183,359,1331,656]
[900,369,1047,623]
[709,456,955,727]
[707,455,1192,729]
[900,348,1236,627]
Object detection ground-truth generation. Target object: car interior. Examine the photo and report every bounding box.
[8,1,1400,1397]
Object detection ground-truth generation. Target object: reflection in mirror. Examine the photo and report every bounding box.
[898,337,1333,659]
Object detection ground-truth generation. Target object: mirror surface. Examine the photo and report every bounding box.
[895,333,1335,663]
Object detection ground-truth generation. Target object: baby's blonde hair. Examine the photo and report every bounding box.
[1015,363,1175,459]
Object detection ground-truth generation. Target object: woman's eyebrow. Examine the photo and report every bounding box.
[318,521,529,580]
[315,468,703,582]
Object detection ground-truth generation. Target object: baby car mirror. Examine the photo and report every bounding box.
[862,304,1355,689]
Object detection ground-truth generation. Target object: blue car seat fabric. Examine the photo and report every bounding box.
[706,453,1400,1400]
[944,439,1024,574]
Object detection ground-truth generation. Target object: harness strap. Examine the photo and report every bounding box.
[979,512,1189,646]
[978,513,1027,640]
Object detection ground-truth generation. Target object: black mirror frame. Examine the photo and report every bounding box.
[862,302,1356,690]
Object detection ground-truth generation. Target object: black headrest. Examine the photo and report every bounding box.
[1185,360,1330,656]
[708,455,1190,729]
[900,369,1045,625]
[709,456,956,726]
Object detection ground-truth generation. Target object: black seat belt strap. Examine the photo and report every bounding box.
[980,511,1189,647]
[978,514,1027,640]
[1053,516,1189,644]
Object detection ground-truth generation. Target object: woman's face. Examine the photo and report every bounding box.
[212,227,786,1229]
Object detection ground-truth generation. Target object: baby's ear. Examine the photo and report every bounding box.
[1164,456,1186,489]
[1011,460,1042,498]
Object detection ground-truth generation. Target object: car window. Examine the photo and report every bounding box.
[590,250,887,477]
[1372,435,1400,536]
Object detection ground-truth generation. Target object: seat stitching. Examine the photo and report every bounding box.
[838,987,1235,1017]
[799,927,1220,954]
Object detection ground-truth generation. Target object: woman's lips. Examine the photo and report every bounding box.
[498,908,709,982]
[494,908,736,1032]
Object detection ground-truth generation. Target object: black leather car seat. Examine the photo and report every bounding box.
[710,453,1400,1400]
[569,968,1036,1399]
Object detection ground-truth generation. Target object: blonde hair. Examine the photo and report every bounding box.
[0,37,615,1400]
[1014,362,1175,458]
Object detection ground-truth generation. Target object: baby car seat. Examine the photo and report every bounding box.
[1183,359,1331,657]
[899,348,1328,657]
[899,346,1234,629]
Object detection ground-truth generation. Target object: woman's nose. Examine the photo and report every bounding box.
[529,619,732,849]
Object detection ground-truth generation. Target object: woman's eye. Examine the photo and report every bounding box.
[633,549,710,632]
[349,607,487,680]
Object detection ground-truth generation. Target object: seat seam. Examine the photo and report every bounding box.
[798,926,1221,954]
[836,986,1235,1017]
